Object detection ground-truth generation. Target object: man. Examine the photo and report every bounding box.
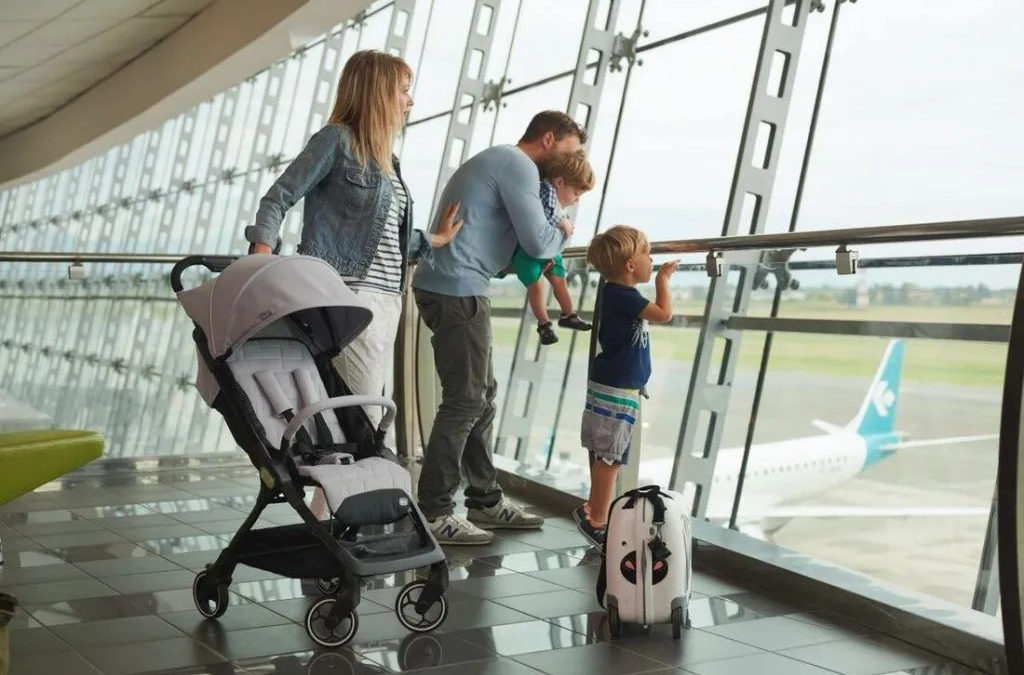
[413,111,586,544]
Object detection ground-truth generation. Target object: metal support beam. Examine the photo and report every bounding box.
[495,0,624,460]
[429,0,501,219]
[671,0,813,516]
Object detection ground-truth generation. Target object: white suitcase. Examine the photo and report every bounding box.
[597,485,692,638]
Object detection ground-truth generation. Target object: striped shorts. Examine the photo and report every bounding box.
[581,380,640,466]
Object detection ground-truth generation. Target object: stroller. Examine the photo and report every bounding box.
[171,254,449,647]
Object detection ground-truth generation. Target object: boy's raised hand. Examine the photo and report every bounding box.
[657,259,679,282]
[431,201,464,247]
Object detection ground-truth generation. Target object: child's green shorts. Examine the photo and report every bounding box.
[510,246,566,286]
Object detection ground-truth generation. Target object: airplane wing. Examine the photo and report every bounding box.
[811,419,844,434]
[879,433,997,451]
[763,504,989,518]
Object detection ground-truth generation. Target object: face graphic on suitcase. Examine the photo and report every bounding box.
[618,548,669,585]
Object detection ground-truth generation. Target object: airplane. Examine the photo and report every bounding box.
[541,339,995,539]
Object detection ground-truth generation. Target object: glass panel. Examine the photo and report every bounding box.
[592,14,763,242]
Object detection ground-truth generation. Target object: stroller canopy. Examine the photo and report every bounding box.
[177,255,372,404]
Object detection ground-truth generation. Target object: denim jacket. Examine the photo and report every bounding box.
[245,124,431,288]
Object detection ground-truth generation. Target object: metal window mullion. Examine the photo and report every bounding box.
[429,0,501,219]
[232,63,289,256]
[305,27,349,138]
[495,0,622,460]
[671,0,813,518]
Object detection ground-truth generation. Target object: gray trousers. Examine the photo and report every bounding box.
[414,289,503,518]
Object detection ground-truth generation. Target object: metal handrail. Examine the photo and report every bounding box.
[560,215,1024,259]
[2,215,1023,265]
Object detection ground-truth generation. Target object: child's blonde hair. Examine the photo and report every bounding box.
[587,226,648,278]
[329,50,412,173]
[538,149,595,192]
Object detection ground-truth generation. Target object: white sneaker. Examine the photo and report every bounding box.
[467,497,544,530]
[428,513,494,545]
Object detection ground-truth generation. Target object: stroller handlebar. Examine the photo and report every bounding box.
[282,396,398,445]
[170,255,239,293]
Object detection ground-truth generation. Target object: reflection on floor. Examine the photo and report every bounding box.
[0,458,991,675]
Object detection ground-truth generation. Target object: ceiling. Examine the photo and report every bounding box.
[0,0,216,138]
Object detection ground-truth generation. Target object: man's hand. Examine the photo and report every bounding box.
[430,201,464,248]
[249,242,272,255]
[557,217,575,238]
[656,259,679,282]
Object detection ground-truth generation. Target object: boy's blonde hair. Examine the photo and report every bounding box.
[587,226,648,278]
[329,50,412,173]
[538,149,595,192]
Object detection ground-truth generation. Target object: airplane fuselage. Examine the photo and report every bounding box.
[637,432,869,520]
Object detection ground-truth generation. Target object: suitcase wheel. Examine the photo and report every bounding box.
[608,605,621,638]
[671,606,684,639]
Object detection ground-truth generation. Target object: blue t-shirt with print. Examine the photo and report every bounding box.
[589,283,651,389]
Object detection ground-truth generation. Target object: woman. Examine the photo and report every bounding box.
[245,50,462,435]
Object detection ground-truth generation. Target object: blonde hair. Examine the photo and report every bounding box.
[328,50,411,173]
[539,150,595,192]
[587,226,648,278]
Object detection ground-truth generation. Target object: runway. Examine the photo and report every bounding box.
[493,344,1001,610]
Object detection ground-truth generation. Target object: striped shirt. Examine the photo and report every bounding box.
[343,172,407,294]
[539,179,566,229]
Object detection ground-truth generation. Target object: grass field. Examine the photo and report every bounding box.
[491,299,1010,388]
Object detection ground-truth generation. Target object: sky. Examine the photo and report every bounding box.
[393,0,1024,288]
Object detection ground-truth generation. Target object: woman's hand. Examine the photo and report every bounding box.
[430,201,464,248]
[249,242,273,254]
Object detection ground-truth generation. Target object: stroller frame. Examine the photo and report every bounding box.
[171,256,449,646]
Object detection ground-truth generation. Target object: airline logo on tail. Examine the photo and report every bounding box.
[870,380,896,417]
[851,340,904,467]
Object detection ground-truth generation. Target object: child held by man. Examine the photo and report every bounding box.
[572,225,678,546]
[508,149,595,344]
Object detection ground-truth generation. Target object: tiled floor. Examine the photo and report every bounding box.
[0,461,991,674]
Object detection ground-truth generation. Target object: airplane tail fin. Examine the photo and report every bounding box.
[847,339,904,438]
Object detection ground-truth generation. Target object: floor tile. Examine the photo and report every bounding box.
[521,564,600,591]
[31,529,132,549]
[103,569,198,594]
[511,641,670,675]
[448,571,566,599]
[686,597,765,629]
[5,577,118,604]
[687,651,844,675]
[0,561,89,585]
[78,636,227,675]
[496,526,590,550]
[236,649,386,674]
[7,649,104,675]
[52,541,160,562]
[704,615,866,651]
[611,628,763,668]
[189,622,320,660]
[354,631,499,672]
[50,614,185,648]
[780,635,953,674]
[120,588,249,614]
[73,555,183,577]
[490,588,602,620]
[118,524,214,543]
[24,594,151,626]
[162,602,295,635]
[8,625,72,656]
[450,618,597,656]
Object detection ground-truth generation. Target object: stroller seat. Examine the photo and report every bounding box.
[227,336,411,513]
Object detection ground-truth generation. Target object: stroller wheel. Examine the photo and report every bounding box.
[315,577,341,596]
[305,597,358,647]
[395,580,448,633]
[193,571,229,619]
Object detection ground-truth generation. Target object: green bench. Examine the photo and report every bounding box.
[0,430,104,506]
